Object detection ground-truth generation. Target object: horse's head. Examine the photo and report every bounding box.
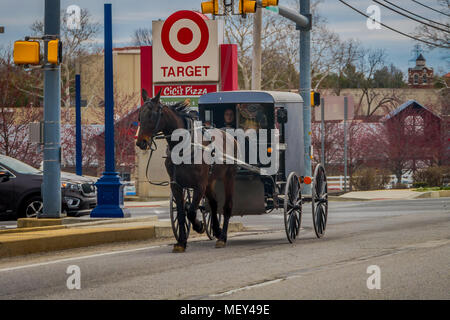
[136,89,163,150]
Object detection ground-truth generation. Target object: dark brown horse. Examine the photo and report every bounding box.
[136,89,237,252]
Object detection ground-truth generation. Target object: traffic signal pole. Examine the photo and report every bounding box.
[299,0,312,194]
[41,0,61,218]
[264,0,313,193]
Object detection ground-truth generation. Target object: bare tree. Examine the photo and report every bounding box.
[15,8,101,110]
[414,0,450,49]
[132,28,152,46]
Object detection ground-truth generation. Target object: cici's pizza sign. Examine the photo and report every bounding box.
[152,10,223,83]
[154,84,218,97]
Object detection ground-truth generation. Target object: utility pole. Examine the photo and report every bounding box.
[343,96,348,193]
[75,62,82,176]
[251,7,262,90]
[41,0,61,218]
[320,97,325,167]
[299,0,312,194]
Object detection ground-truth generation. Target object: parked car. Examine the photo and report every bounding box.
[0,155,97,218]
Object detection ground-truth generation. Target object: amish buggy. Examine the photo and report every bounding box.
[136,90,328,252]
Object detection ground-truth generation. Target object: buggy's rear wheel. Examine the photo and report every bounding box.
[201,198,222,240]
[312,164,328,238]
[169,188,192,242]
[284,172,302,243]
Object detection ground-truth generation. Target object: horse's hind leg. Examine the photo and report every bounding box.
[187,187,205,234]
[216,174,234,248]
[205,181,221,238]
[172,184,187,253]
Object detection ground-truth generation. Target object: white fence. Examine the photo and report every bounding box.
[327,174,413,191]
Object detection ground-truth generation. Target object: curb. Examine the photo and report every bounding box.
[328,196,370,202]
[0,221,245,258]
[414,190,450,199]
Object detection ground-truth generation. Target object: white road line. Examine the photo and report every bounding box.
[209,279,284,297]
[0,244,169,273]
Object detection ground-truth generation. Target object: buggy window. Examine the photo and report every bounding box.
[199,103,274,131]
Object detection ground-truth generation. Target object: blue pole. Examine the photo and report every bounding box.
[75,74,82,176]
[300,0,311,195]
[104,4,115,173]
[41,0,61,218]
[91,3,128,218]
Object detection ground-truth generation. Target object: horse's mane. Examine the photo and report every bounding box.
[165,99,195,119]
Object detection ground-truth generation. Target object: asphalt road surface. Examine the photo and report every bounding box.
[0,198,448,299]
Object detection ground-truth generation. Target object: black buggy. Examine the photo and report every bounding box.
[169,91,328,243]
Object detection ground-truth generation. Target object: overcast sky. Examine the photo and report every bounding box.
[0,0,448,75]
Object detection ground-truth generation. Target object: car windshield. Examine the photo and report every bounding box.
[0,155,41,174]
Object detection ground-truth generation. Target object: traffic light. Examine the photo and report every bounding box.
[261,0,279,7]
[311,91,320,107]
[47,39,62,64]
[239,0,256,14]
[13,41,41,65]
[201,0,219,15]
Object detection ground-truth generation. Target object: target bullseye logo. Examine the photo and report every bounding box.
[161,11,209,63]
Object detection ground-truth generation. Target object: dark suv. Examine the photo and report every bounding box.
[0,155,97,218]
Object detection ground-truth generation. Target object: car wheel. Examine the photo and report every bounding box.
[21,196,44,218]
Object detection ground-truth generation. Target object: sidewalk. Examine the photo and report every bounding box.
[0,216,245,258]
[336,189,450,201]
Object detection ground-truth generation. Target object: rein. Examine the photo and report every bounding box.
[143,104,200,187]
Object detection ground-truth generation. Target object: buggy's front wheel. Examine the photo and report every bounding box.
[169,188,192,242]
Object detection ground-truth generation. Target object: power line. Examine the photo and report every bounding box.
[338,0,450,49]
[373,0,450,33]
[411,0,450,18]
[381,0,449,28]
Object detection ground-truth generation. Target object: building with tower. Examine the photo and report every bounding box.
[408,54,434,88]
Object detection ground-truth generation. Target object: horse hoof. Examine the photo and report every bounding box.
[172,244,186,253]
[215,240,226,248]
[193,221,205,234]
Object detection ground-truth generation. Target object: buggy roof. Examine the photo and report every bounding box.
[199,91,303,105]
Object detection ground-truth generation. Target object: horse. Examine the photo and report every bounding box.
[136,89,237,253]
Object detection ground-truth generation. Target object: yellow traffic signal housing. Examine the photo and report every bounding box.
[47,39,62,64]
[239,0,256,14]
[262,0,279,7]
[201,0,219,15]
[13,41,40,65]
[311,91,320,107]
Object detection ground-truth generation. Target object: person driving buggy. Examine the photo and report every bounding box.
[220,107,236,130]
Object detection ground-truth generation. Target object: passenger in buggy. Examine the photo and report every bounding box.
[237,103,268,131]
[221,108,236,130]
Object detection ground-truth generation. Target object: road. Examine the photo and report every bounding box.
[0,198,448,299]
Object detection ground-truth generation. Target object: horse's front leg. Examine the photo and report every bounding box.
[187,187,206,234]
[172,184,187,253]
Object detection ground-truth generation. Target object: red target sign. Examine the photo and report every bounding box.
[161,11,209,63]
[152,10,221,83]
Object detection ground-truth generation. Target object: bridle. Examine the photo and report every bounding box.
[138,101,169,186]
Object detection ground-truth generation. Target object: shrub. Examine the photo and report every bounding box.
[351,168,391,191]
[412,166,450,188]
[392,183,408,189]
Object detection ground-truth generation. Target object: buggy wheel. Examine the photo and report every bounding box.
[283,172,302,243]
[312,164,328,238]
[201,198,222,240]
[169,188,192,242]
